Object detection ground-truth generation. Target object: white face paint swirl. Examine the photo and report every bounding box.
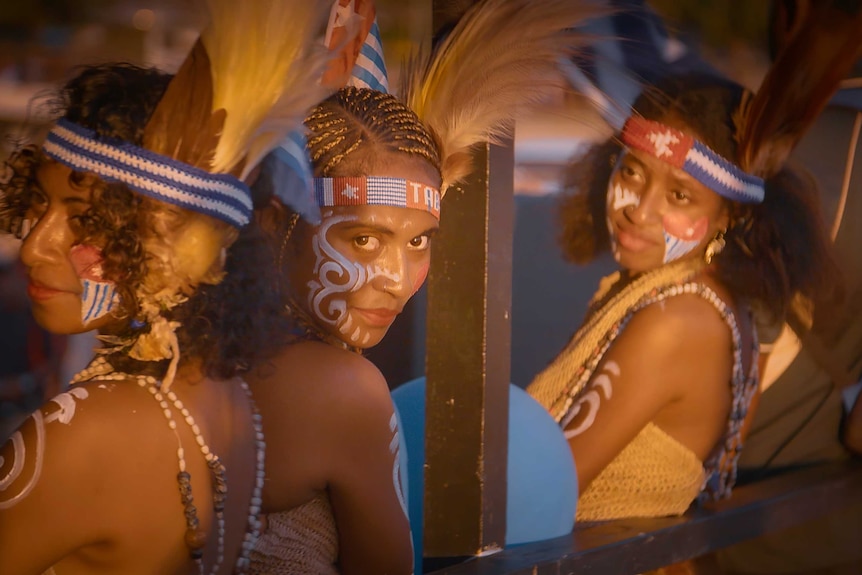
[0,387,89,509]
[307,214,364,331]
[564,361,619,439]
[307,214,406,345]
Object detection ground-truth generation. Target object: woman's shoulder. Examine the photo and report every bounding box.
[624,279,735,356]
[249,340,392,416]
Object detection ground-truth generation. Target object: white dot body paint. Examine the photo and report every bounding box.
[564,361,619,439]
[0,387,90,509]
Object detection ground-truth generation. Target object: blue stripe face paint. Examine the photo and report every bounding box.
[70,244,118,324]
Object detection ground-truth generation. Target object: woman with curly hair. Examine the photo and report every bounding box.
[528,0,861,521]
[0,0,332,572]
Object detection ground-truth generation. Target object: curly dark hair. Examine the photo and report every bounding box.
[558,73,842,322]
[0,64,289,379]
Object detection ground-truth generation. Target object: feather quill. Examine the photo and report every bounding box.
[402,0,605,193]
[738,1,862,177]
[144,0,334,180]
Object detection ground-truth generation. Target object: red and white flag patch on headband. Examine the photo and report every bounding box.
[621,118,694,169]
[620,116,765,203]
[314,177,441,219]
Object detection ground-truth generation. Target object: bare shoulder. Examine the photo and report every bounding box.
[249,340,393,421]
[624,289,733,355]
[0,379,178,543]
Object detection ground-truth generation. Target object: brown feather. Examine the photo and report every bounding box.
[143,40,224,170]
[739,1,862,177]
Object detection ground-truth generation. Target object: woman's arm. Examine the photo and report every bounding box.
[0,386,116,574]
[324,356,413,575]
[0,382,187,574]
[564,295,734,491]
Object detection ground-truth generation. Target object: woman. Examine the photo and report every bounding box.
[0,1,331,572]
[527,69,845,521]
[245,0,604,572]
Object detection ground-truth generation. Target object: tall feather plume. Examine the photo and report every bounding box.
[144,0,334,180]
[402,0,605,193]
[143,40,223,169]
[738,0,862,177]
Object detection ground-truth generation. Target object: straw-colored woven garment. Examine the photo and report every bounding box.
[249,494,339,575]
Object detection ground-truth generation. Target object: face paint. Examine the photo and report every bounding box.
[564,361,619,439]
[609,181,640,213]
[306,213,364,336]
[0,387,89,509]
[389,412,409,518]
[662,213,708,264]
[70,244,119,324]
[607,180,640,264]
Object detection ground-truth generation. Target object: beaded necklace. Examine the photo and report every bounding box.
[72,356,265,574]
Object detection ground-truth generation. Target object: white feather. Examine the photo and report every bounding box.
[402,0,605,193]
[201,0,333,178]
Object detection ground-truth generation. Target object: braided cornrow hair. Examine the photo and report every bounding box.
[305,86,441,177]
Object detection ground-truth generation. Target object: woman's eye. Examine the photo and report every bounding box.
[671,190,690,203]
[408,235,430,250]
[353,235,380,251]
[619,164,642,182]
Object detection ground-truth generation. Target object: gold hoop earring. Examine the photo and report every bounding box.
[704,229,726,265]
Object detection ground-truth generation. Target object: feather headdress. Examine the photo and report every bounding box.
[145,0,333,181]
[736,0,862,177]
[44,0,335,388]
[402,0,605,194]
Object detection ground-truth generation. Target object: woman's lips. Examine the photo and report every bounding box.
[27,281,72,301]
[354,308,399,327]
[614,225,657,253]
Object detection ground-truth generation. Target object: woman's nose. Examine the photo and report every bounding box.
[18,213,67,270]
[624,186,661,225]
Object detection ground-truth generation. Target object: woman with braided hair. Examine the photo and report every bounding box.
[244,0,604,572]
[527,1,861,522]
[0,0,332,572]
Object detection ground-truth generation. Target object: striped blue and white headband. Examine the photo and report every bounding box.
[621,116,765,204]
[314,176,441,219]
[43,118,253,227]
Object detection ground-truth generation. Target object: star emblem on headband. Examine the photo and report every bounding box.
[648,129,680,159]
[342,183,360,199]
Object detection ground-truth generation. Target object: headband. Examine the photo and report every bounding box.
[620,116,765,204]
[44,118,253,228]
[314,176,441,219]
